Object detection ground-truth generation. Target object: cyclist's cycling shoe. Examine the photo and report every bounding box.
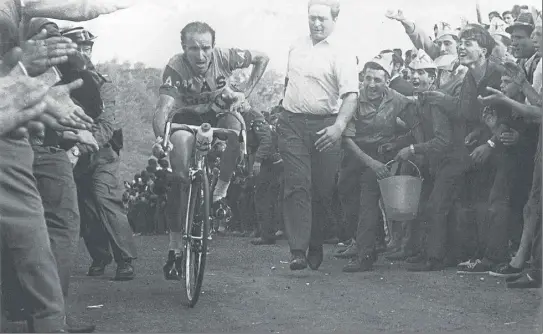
[163,250,183,281]
[211,198,232,221]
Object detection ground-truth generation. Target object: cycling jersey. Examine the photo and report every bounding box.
[159,48,253,118]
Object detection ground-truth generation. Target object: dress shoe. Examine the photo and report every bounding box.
[342,255,373,273]
[307,246,323,270]
[507,273,542,289]
[289,252,307,271]
[87,259,110,277]
[385,250,414,261]
[114,261,135,281]
[251,237,275,245]
[333,243,357,259]
[406,258,445,272]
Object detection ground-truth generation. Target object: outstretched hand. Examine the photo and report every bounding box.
[478,87,506,106]
[45,79,94,130]
[385,9,405,21]
[20,29,78,76]
[0,52,50,136]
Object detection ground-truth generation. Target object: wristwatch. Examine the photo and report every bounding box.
[71,146,81,157]
[487,139,496,148]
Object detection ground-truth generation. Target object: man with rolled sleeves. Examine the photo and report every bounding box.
[60,27,137,281]
[278,0,358,270]
[338,53,423,273]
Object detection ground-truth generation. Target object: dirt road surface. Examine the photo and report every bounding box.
[6,235,543,333]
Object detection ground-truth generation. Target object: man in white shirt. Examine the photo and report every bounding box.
[278,0,358,271]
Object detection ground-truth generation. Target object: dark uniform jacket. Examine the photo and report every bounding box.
[243,109,273,163]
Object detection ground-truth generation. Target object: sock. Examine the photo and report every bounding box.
[212,179,230,202]
[168,232,182,255]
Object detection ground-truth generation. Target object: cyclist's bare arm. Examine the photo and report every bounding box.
[242,50,269,97]
[153,94,175,138]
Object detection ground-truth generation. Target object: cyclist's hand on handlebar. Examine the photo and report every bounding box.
[229,92,249,113]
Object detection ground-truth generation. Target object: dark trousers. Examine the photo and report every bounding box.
[337,156,359,241]
[483,150,516,263]
[227,181,255,232]
[458,150,515,264]
[75,146,137,265]
[32,146,80,299]
[0,137,66,332]
[254,162,281,240]
[277,111,341,252]
[424,156,468,261]
[337,152,390,258]
[509,125,540,249]
[526,147,542,275]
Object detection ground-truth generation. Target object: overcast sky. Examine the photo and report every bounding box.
[54,0,541,73]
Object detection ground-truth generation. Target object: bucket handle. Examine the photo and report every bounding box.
[384,160,422,179]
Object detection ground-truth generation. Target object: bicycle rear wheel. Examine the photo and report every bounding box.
[181,169,210,307]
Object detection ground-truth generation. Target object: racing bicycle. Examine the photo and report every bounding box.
[159,109,246,307]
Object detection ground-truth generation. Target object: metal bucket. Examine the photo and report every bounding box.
[378,160,423,222]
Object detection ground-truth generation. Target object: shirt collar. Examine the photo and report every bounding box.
[307,32,337,46]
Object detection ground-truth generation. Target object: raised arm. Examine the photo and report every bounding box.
[385,9,440,59]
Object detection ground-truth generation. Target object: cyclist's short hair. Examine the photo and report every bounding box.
[181,22,216,46]
[459,24,496,59]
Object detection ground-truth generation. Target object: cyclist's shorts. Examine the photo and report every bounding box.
[172,110,218,128]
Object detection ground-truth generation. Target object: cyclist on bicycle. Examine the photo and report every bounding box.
[151,21,269,280]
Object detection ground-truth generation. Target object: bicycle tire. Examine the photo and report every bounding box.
[181,168,210,307]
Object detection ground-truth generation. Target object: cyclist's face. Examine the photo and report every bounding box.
[308,5,336,43]
[183,32,214,75]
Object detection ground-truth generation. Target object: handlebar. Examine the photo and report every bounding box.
[158,104,248,158]
[167,123,240,140]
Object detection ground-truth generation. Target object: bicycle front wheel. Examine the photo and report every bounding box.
[181,169,210,307]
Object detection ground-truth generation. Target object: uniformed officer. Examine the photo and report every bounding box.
[244,109,282,245]
[0,2,131,332]
[60,27,137,281]
[25,19,98,333]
